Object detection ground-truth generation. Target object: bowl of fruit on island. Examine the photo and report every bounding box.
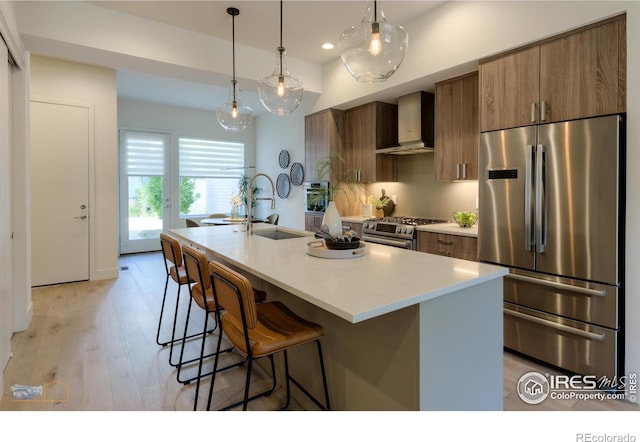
[453,211,478,228]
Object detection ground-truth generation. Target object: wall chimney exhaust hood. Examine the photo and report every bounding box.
[377,91,435,155]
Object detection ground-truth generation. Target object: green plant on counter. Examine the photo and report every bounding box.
[367,195,390,210]
[312,151,357,202]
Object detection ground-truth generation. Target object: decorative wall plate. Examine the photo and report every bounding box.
[278,149,290,169]
[290,162,304,186]
[276,173,291,198]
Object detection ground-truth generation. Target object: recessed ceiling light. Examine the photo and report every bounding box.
[321,43,334,50]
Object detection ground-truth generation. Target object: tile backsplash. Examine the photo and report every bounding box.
[365,154,478,221]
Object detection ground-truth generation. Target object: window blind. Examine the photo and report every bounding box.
[179,137,244,178]
[122,131,165,176]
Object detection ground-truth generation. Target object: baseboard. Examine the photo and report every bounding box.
[92,267,119,281]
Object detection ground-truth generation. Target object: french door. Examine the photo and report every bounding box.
[119,130,170,254]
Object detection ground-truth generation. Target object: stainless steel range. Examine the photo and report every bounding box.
[361,217,447,250]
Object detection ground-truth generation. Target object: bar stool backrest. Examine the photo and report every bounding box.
[208,261,258,330]
[160,233,183,268]
[182,244,211,292]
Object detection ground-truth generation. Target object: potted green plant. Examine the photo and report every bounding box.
[312,152,357,236]
[238,174,261,216]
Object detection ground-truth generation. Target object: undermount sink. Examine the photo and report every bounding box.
[252,230,306,240]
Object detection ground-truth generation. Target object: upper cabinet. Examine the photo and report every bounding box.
[480,14,626,132]
[435,71,479,181]
[344,102,398,183]
[304,108,345,182]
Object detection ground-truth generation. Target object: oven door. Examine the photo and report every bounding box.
[361,234,414,250]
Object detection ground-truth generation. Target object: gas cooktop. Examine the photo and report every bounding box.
[374,217,448,226]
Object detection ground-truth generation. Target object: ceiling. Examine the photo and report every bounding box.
[88,1,444,113]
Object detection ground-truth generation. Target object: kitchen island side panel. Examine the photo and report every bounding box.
[419,277,503,411]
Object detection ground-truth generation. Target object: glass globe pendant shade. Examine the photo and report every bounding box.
[216,83,253,132]
[258,48,303,116]
[339,1,408,83]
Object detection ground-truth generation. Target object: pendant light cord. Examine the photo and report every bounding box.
[278,0,284,76]
[232,10,237,101]
[226,7,239,103]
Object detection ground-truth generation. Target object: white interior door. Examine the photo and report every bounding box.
[119,130,170,254]
[31,100,90,286]
[0,38,13,376]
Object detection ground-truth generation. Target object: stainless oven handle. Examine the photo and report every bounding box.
[361,235,413,249]
[504,309,605,341]
[506,273,606,297]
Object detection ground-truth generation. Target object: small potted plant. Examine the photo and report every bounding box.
[312,152,357,236]
[238,174,261,217]
[367,195,389,218]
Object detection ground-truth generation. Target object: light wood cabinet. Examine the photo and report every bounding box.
[480,14,626,132]
[344,102,397,183]
[417,231,478,261]
[435,71,479,181]
[305,213,324,232]
[304,109,345,182]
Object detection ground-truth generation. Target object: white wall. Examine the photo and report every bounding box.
[117,98,258,227]
[30,55,118,281]
[254,110,305,230]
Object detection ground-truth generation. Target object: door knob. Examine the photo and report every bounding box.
[74,215,87,220]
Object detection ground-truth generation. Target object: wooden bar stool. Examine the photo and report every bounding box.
[206,260,330,411]
[180,245,267,410]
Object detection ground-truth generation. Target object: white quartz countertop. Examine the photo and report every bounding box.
[416,223,479,238]
[170,224,504,323]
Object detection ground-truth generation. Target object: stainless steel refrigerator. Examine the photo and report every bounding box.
[479,114,625,380]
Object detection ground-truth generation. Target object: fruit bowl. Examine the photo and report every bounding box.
[453,211,478,228]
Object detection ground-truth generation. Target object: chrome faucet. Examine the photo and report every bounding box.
[246,173,276,235]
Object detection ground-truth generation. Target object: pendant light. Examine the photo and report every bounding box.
[339,0,408,83]
[216,7,252,132]
[257,0,303,116]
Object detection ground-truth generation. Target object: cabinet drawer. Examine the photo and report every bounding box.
[417,231,478,261]
[504,303,619,379]
[504,271,618,329]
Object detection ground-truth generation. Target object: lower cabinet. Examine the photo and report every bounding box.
[417,231,478,261]
[305,213,324,232]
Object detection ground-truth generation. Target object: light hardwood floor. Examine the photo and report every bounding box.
[1,251,637,412]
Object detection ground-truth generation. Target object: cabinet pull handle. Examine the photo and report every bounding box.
[455,163,460,180]
[541,101,547,121]
[531,102,537,122]
[462,163,467,179]
[437,240,453,245]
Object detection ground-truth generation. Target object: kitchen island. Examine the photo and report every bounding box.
[170,224,507,410]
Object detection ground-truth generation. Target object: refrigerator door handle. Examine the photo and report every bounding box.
[506,273,607,297]
[524,145,534,251]
[535,144,547,253]
[504,309,605,341]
